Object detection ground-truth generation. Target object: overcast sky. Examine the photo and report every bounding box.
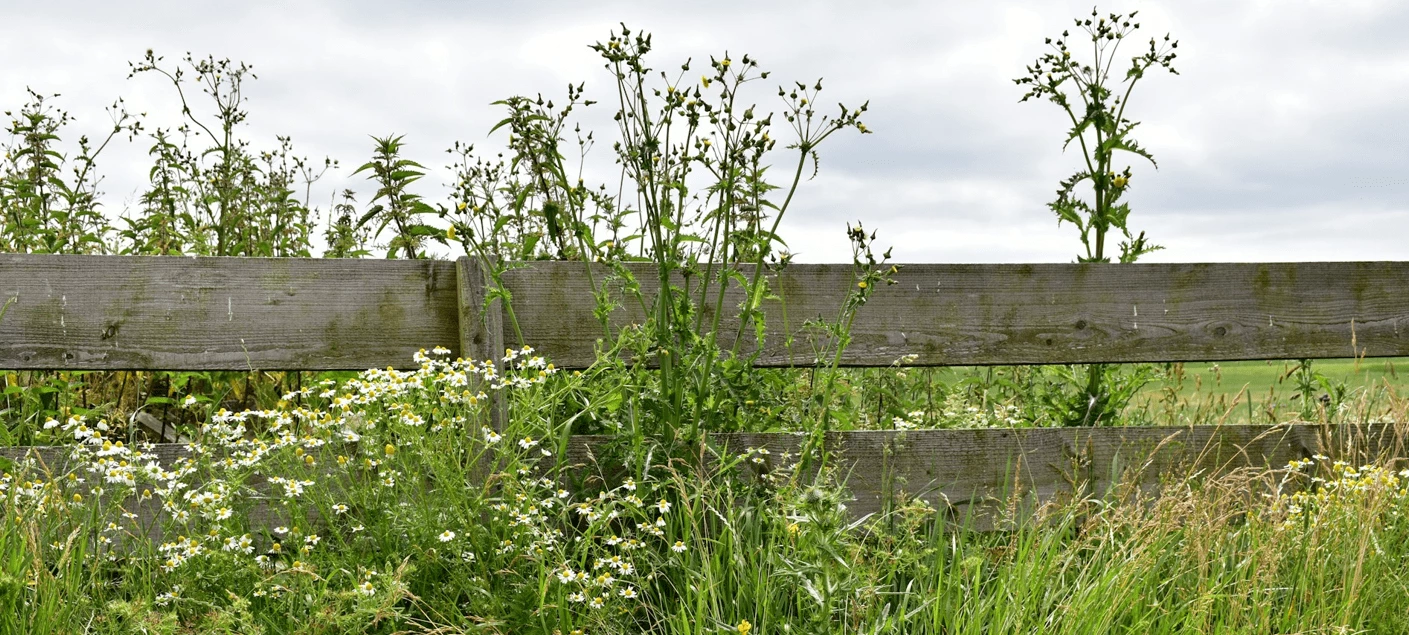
[3,1,1406,263]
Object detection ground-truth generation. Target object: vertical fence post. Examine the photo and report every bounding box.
[456,257,506,431]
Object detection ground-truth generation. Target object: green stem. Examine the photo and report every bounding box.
[731,148,808,358]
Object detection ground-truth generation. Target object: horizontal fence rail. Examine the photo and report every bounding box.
[569,423,1407,520]
[0,254,459,370]
[4,424,1403,534]
[3,254,1408,371]
[486,260,1409,368]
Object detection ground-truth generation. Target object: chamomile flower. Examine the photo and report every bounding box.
[439,530,456,542]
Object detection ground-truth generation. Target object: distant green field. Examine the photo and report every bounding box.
[1122,357,1409,425]
[1148,357,1409,400]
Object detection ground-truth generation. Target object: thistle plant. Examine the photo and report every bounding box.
[127,52,327,258]
[1015,8,1177,264]
[0,90,136,255]
[444,25,870,446]
[592,27,868,443]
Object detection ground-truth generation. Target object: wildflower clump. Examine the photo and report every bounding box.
[1274,456,1409,534]
[0,346,569,630]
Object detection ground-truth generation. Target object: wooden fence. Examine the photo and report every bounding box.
[3,254,1409,519]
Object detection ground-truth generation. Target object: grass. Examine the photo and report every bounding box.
[1147,358,1407,401]
[2,348,1408,633]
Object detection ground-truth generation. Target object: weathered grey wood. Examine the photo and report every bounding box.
[457,257,506,430]
[494,261,1409,368]
[815,423,1407,523]
[562,423,1407,523]
[5,256,1409,371]
[0,254,460,370]
[5,423,1403,537]
[131,411,186,444]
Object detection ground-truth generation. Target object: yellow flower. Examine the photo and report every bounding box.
[1112,174,1128,188]
[72,493,82,503]
[446,225,458,241]
[456,201,467,211]
[384,444,396,457]
[857,280,868,289]
[701,76,712,88]
[738,619,752,634]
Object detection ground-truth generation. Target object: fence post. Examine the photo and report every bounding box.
[456,257,506,431]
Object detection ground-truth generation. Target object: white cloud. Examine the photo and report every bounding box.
[1,0,1405,262]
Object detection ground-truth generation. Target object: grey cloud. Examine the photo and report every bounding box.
[1,1,1406,264]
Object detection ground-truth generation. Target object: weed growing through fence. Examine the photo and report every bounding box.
[443,25,872,452]
[0,51,344,444]
[353,136,445,259]
[1015,8,1180,427]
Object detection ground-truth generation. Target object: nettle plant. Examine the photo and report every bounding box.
[1015,9,1179,426]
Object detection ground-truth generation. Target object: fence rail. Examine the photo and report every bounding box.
[4,254,1408,370]
[0,254,458,370]
[4,423,1404,530]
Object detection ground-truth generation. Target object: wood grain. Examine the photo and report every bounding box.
[5,423,1403,537]
[565,423,1408,524]
[4,255,1409,370]
[493,261,1409,368]
[0,254,460,370]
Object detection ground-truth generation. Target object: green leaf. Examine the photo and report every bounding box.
[355,206,383,229]
[403,224,440,237]
[543,200,562,245]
